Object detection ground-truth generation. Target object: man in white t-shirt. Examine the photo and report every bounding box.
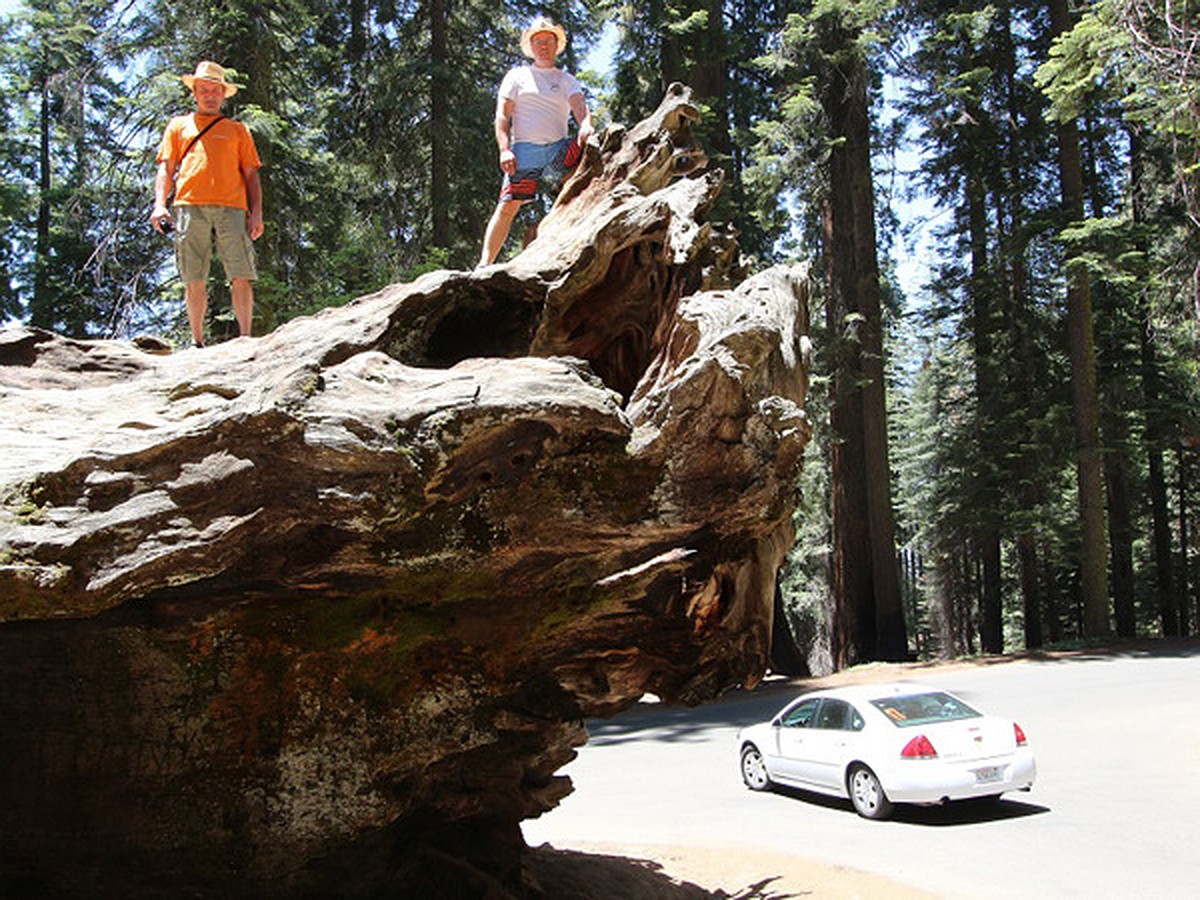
[479,16,594,266]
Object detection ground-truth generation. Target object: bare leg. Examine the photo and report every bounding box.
[231,278,254,337]
[480,199,524,266]
[185,280,208,346]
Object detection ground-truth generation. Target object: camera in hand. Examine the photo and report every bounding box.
[159,217,174,234]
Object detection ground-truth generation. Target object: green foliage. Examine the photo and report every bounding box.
[1036,8,1128,122]
[1038,0,1200,334]
[0,0,603,337]
[609,0,790,262]
[0,1,162,335]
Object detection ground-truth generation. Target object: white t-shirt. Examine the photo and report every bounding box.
[499,65,584,145]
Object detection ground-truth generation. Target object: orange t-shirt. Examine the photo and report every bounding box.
[157,113,261,210]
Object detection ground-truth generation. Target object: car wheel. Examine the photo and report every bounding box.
[740,744,772,791]
[848,764,894,820]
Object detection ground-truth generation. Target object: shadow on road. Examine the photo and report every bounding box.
[586,680,796,747]
[891,795,1050,826]
[767,785,1049,826]
[585,638,1200,747]
[958,637,1200,666]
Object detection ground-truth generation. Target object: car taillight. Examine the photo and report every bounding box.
[1014,723,1027,746]
[900,734,938,758]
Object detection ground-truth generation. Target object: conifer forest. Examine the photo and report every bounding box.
[2,0,1198,670]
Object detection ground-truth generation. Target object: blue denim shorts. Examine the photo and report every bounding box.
[500,138,581,201]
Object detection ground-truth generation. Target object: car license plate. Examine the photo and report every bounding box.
[974,765,1003,784]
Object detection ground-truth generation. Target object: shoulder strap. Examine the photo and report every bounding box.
[180,114,224,164]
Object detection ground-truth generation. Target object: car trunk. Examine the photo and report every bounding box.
[924,718,1013,762]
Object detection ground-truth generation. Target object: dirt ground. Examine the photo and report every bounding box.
[525,640,1200,899]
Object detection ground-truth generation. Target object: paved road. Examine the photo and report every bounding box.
[522,645,1200,898]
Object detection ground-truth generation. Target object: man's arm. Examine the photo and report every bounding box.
[243,164,263,240]
[495,96,516,174]
[150,160,174,232]
[569,92,593,145]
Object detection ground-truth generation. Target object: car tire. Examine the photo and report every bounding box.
[740,744,772,791]
[848,764,894,820]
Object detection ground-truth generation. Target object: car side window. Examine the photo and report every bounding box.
[780,698,820,728]
[814,699,865,731]
[815,699,847,730]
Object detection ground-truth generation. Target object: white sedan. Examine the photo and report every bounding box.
[737,682,1036,819]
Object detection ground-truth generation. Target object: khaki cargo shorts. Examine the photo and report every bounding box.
[173,204,257,283]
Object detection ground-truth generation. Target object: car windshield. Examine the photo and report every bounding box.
[870,691,981,727]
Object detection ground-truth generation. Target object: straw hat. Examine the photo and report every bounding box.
[520,16,568,58]
[180,61,239,97]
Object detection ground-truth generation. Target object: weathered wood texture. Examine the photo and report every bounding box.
[0,85,811,898]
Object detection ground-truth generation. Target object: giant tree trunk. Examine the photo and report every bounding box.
[818,14,907,667]
[0,85,812,899]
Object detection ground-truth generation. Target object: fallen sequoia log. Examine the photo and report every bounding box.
[0,84,811,898]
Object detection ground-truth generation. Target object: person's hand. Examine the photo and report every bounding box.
[577,123,595,146]
[150,204,171,233]
[247,209,264,240]
[499,148,516,174]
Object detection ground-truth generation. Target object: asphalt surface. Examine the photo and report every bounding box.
[522,642,1200,898]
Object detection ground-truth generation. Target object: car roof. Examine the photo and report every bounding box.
[788,681,946,705]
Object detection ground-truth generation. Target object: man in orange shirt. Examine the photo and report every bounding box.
[151,61,263,347]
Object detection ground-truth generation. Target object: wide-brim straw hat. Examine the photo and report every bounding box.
[180,61,238,97]
[520,16,568,58]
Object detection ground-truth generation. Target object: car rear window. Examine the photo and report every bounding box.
[870,691,981,727]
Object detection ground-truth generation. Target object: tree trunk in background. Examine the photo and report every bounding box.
[996,11,1042,651]
[964,550,978,654]
[349,0,366,71]
[660,8,683,89]
[1016,534,1043,649]
[1144,316,1178,634]
[769,582,809,677]
[1011,291,1044,647]
[1048,0,1110,638]
[1083,113,1135,639]
[821,13,907,667]
[967,143,1003,654]
[33,76,52,329]
[932,542,976,658]
[429,0,450,248]
[827,195,874,667]
[1105,447,1136,636]
[690,0,730,157]
[1179,448,1193,635]
[1130,126,1178,636]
